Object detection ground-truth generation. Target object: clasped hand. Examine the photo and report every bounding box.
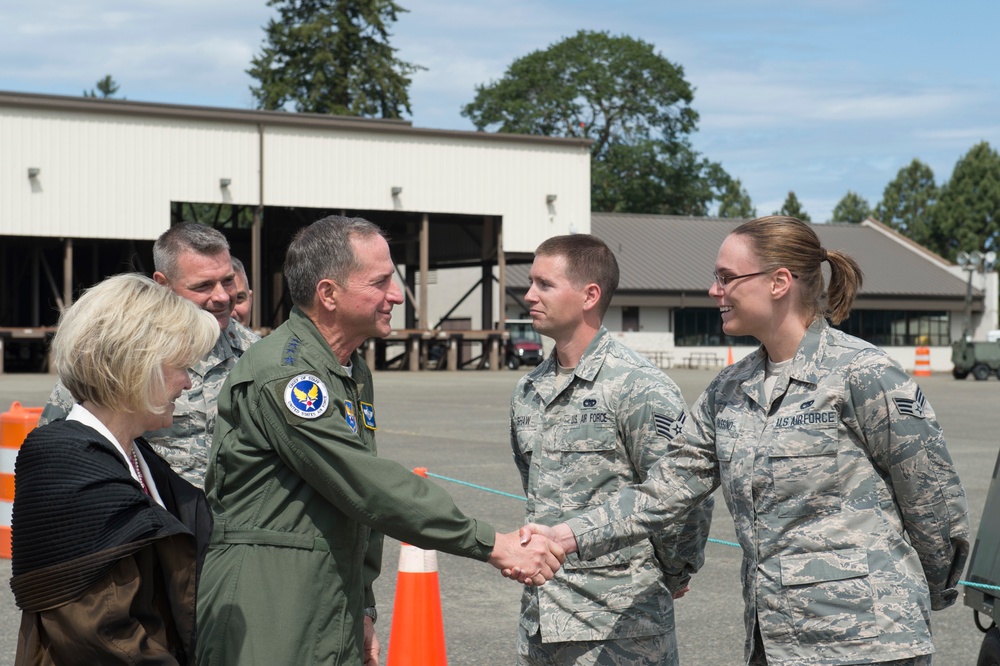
[501,523,580,585]
[488,527,566,586]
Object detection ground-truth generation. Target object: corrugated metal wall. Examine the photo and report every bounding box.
[2,102,590,251]
[263,128,590,252]
[2,108,259,240]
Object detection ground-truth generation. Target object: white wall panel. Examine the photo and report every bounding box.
[2,108,260,240]
[263,128,589,253]
[2,100,589,251]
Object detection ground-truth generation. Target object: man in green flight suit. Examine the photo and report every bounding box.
[197,215,566,666]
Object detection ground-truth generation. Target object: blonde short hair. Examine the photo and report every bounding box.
[53,273,218,415]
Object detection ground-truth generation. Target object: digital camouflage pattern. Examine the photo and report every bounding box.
[511,327,713,663]
[565,319,970,666]
[516,625,676,666]
[38,318,259,487]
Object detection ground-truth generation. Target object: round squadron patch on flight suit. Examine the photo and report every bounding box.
[284,374,330,419]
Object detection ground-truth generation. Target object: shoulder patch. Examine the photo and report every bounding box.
[344,400,358,433]
[893,387,927,419]
[653,411,686,438]
[360,402,376,430]
[284,374,330,419]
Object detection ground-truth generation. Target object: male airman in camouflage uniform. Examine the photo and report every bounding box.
[548,317,969,665]
[230,255,253,326]
[38,222,258,487]
[510,234,713,666]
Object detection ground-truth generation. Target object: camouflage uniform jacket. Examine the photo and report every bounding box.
[511,327,713,645]
[565,319,970,665]
[38,319,259,487]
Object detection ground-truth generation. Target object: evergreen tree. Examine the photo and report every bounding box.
[774,191,811,222]
[931,141,1000,260]
[83,75,121,98]
[874,159,938,245]
[830,191,870,224]
[248,0,421,118]
[716,176,756,219]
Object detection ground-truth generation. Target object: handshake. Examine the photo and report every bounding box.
[487,523,580,586]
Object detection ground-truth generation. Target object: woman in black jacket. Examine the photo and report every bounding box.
[10,273,218,665]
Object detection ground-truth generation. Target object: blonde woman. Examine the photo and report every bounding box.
[11,273,218,665]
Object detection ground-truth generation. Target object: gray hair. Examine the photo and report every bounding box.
[231,255,249,283]
[284,215,386,309]
[153,222,231,279]
[53,273,218,414]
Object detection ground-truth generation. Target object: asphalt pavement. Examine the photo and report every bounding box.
[1,367,997,665]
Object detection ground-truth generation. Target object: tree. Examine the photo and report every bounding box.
[248,0,422,118]
[830,191,870,224]
[83,75,121,98]
[462,30,728,215]
[873,159,938,245]
[774,191,811,222]
[715,174,756,219]
[930,141,1000,261]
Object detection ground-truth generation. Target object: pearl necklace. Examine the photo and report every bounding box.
[129,443,149,495]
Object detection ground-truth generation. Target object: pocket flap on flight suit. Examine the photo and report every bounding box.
[779,548,870,586]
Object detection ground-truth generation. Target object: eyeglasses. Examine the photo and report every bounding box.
[712,271,769,287]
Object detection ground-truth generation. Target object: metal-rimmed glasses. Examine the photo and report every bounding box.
[712,271,769,287]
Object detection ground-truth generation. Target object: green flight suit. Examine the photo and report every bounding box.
[197,307,496,666]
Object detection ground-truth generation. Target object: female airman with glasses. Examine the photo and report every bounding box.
[517,215,970,666]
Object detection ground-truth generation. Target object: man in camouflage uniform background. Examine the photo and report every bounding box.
[38,222,259,487]
[510,234,713,666]
[519,217,970,666]
[230,255,253,327]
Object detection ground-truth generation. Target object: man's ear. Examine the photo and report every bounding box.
[315,278,338,312]
[152,271,169,287]
[771,268,794,299]
[582,283,602,313]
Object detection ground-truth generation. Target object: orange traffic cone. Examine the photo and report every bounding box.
[2,402,43,559]
[727,347,734,366]
[386,469,448,666]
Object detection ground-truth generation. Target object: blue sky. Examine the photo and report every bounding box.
[3,0,998,222]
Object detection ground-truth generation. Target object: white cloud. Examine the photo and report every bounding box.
[2,0,999,224]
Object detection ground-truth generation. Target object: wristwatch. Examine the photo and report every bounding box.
[363,606,378,623]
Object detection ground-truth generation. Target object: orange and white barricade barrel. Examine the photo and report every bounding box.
[386,468,448,666]
[1,401,43,558]
[914,346,931,377]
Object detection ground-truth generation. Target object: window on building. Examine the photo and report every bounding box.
[834,310,950,346]
[622,307,639,332]
[674,308,757,347]
[674,308,952,348]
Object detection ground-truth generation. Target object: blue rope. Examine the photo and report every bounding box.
[425,472,1000,591]
[425,472,528,501]
[428,472,747,549]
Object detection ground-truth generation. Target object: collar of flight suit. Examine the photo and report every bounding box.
[285,306,361,381]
